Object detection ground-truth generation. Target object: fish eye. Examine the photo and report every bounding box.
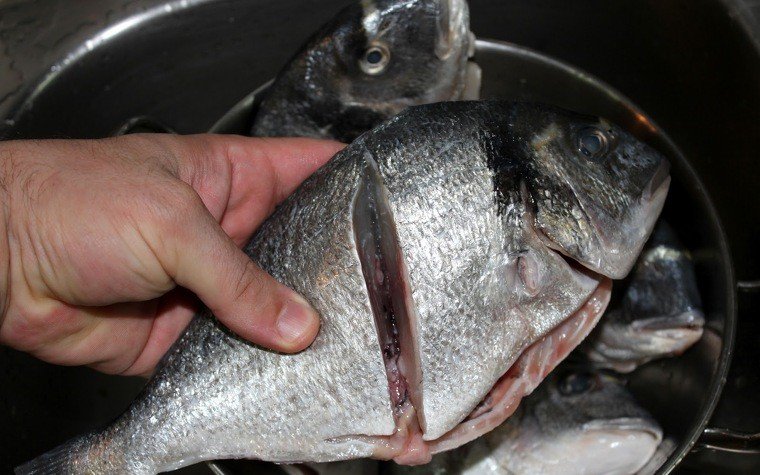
[577,127,610,159]
[558,372,597,396]
[360,43,390,75]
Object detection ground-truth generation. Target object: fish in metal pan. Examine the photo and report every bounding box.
[388,370,663,475]
[250,0,481,142]
[582,221,704,373]
[17,101,669,474]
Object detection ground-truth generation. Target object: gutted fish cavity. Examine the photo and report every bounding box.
[353,154,427,463]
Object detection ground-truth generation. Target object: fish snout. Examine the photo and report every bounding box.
[583,417,663,439]
[526,417,663,475]
[435,0,470,60]
[643,159,672,202]
[631,310,706,332]
[631,310,706,353]
[587,162,671,280]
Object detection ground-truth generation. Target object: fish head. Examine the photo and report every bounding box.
[252,0,478,140]
[318,0,475,123]
[584,221,705,371]
[341,0,476,105]
[621,222,705,349]
[357,101,670,455]
[516,370,663,474]
[512,103,671,279]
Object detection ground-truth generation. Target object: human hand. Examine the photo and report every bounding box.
[0,134,343,376]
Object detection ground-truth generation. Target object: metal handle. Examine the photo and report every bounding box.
[695,428,760,454]
[737,280,760,292]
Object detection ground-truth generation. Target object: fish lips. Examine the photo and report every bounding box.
[582,417,663,442]
[631,310,706,332]
[521,417,662,475]
[539,160,671,281]
[630,309,706,351]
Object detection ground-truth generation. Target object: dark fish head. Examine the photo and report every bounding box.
[337,0,475,109]
[623,222,705,338]
[584,222,705,371]
[517,370,663,474]
[509,103,671,279]
[253,0,477,141]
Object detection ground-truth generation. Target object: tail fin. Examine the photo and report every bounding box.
[15,441,76,475]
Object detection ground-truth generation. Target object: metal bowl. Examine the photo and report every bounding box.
[204,38,736,475]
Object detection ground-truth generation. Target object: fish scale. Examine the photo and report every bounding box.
[17,101,669,474]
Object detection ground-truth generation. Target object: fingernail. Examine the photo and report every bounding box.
[276,294,319,345]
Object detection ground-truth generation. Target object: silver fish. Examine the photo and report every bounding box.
[250,0,480,142]
[582,221,704,372]
[390,370,663,475]
[18,101,669,474]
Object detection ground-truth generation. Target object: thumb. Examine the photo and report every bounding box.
[159,189,320,353]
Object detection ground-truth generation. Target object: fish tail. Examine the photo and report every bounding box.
[16,429,153,475]
[14,440,78,475]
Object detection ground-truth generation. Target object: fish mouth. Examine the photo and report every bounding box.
[517,419,662,475]
[562,419,662,474]
[632,310,706,353]
[585,308,705,372]
[592,160,672,280]
[436,0,481,101]
[583,417,663,438]
[536,160,671,281]
[435,0,469,60]
[631,310,705,332]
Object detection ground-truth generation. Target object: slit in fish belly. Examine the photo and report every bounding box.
[352,155,428,464]
[348,155,611,464]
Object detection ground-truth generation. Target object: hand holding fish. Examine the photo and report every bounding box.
[0,135,343,376]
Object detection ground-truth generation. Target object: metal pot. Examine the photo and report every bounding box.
[0,0,757,473]
[204,38,737,475]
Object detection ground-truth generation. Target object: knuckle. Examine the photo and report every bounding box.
[228,261,283,322]
[146,182,205,230]
[0,304,79,352]
[170,183,204,214]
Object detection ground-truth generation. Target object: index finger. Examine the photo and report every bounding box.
[168,135,345,245]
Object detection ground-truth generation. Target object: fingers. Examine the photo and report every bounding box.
[0,134,336,365]
[151,188,320,353]
[151,135,338,351]
[119,288,198,377]
[159,134,345,245]
[0,298,159,374]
